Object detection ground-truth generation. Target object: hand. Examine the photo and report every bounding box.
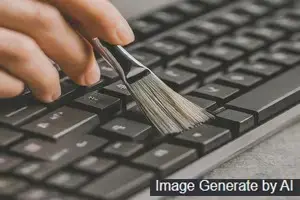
[0,0,134,102]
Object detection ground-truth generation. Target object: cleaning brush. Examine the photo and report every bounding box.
[91,38,214,135]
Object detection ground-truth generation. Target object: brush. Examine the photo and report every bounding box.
[90,38,214,135]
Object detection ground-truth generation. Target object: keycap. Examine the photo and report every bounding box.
[227,66,300,123]
[211,12,250,27]
[257,0,293,8]
[167,29,208,47]
[103,80,133,107]
[273,41,300,54]
[11,135,107,164]
[175,124,232,154]
[262,17,300,32]
[81,166,154,200]
[145,40,186,58]
[74,156,116,175]
[133,143,197,176]
[126,105,148,123]
[172,1,204,17]
[130,19,162,38]
[238,27,285,42]
[233,2,269,17]
[199,0,229,6]
[0,154,23,172]
[237,62,282,77]
[0,100,47,126]
[216,109,255,135]
[130,50,161,67]
[0,176,27,195]
[21,106,99,140]
[283,9,300,20]
[97,59,119,81]
[56,80,80,103]
[17,188,59,200]
[149,10,184,25]
[0,128,23,147]
[153,67,197,91]
[253,51,300,67]
[192,83,239,102]
[171,56,222,77]
[47,171,89,189]
[104,141,144,158]
[220,36,265,52]
[100,118,152,141]
[74,91,121,117]
[193,20,231,36]
[216,72,262,88]
[187,93,218,110]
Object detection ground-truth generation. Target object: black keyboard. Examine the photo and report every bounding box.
[1,0,300,199]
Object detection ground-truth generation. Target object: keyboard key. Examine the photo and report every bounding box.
[130,19,162,38]
[153,67,197,91]
[97,60,119,81]
[104,141,144,158]
[175,124,232,154]
[74,156,116,175]
[253,51,300,67]
[220,36,265,52]
[21,107,99,140]
[17,188,62,200]
[0,100,47,126]
[145,40,186,58]
[56,80,80,103]
[171,56,222,77]
[273,41,300,54]
[185,95,217,111]
[47,171,89,189]
[168,29,208,47]
[238,27,285,42]
[262,17,300,32]
[0,176,27,195]
[12,135,107,163]
[216,72,262,88]
[192,83,239,102]
[193,20,231,36]
[172,1,205,17]
[0,128,23,147]
[199,0,229,6]
[233,2,269,17]
[130,50,161,67]
[133,143,197,176]
[149,10,184,25]
[227,66,300,123]
[100,118,152,141]
[257,0,292,8]
[0,154,23,172]
[216,109,255,135]
[211,12,250,27]
[237,62,281,77]
[103,80,133,107]
[74,91,121,117]
[81,166,154,200]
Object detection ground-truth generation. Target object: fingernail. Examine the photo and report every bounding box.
[51,90,61,102]
[84,60,101,85]
[116,19,135,44]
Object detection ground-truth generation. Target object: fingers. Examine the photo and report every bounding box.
[0,27,61,103]
[44,0,135,45]
[0,0,100,86]
[0,69,25,99]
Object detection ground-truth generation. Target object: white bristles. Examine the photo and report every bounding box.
[129,72,214,135]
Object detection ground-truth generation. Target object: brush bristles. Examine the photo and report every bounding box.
[129,73,214,135]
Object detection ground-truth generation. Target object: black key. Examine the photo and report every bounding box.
[130,19,162,38]
[192,83,239,102]
[262,17,300,32]
[172,1,204,17]
[74,91,121,117]
[97,59,119,81]
[0,100,47,126]
[153,67,197,91]
[56,79,80,103]
[145,40,186,58]
[103,80,133,106]
[167,29,208,47]
[0,176,28,196]
[193,45,244,64]
[175,124,232,154]
[273,41,300,54]
[185,95,217,111]
[216,72,262,88]
[199,0,228,6]
[238,27,285,42]
[74,156,116,175]
[133,143,197,176]
[17,188,60,200]
[227,66,300,123]
[171,56,222,77]
[0,128,23,147]
[211,12,250,27]
[126,105,148,123]
[100,118,152,141]
[21,106,99,140]
[253,51,300,67]
[81,166,154,200]
[47,171,89,189]
[0,154,23,172]
[237,62,281,77]
[233,2,269,17]
[11,135,107,163]
[257,0,292,8]
[220,36,265,52]
[284,9,300,20]
[104,141,144,158]
[149,10,184,25]
[130,50,161,67]
[193,20,231,36]
[216,109,255,135]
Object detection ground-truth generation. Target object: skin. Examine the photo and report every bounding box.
[0,0,134,103]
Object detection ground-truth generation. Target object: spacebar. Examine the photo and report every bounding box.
[226,66,300,123]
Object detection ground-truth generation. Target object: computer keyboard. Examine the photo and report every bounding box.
[0,0,300,199]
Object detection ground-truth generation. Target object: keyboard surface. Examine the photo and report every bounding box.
[1,0,300,199]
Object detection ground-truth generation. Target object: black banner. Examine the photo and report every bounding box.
[150,179,300,196]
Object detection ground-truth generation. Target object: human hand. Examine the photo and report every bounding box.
[0,0,134,102]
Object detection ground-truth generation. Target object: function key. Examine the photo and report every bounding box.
[238,27,285,42]
[148,10,184,26]
[74,156,116,175]
[237,62,282,77]
[211,12,251,27]
[130,19,162,38]
[193,20,231,36]
[0,127,23,147]
[103,141,144,158]
[172,1,205,17]
[253,51,300,67]
[47,171,89,190]
[216,72,262,88]
[130,50,162,68]
[219,35,265,52]
[167,28,208,47]
[185,95,217,111]
[144,40,186,58]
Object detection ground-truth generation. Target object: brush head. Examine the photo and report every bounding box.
[129,71,215,135]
